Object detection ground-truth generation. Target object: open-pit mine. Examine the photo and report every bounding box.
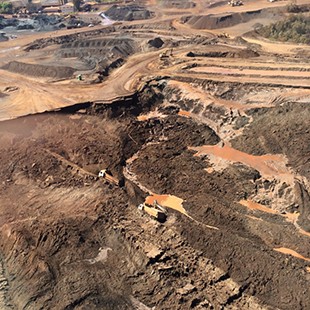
[0,0,309,309]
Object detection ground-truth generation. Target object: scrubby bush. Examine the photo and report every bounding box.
[0,2,13,14]
[287,4,302,13]
[258,14,310,44]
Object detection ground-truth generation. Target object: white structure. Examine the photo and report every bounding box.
[98,169,106,178]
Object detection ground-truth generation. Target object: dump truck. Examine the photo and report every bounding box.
[138,200,167,222]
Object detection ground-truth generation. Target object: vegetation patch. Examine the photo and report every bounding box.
[0,2,12,14]
[258,14,310,44]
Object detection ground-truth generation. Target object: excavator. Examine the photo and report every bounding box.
[138,200,168,222]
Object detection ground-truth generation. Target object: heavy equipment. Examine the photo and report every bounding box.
[159,49,173,60]
[98,169,119,186]
[138,200,168,222]
[159,51,169,60]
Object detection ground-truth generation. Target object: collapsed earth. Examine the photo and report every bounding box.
[0,0,309,309]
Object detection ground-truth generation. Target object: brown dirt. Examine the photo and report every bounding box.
[0,0,310,309]
[183,8,282,30]
[128,106,310,310]
[2,61,76,79]
[230,101,310,232]
[161,0,196,9]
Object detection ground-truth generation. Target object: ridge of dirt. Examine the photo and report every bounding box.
[0,68,309,310]
[183,8,282,30]
[24,26,117,51]
[2,61,76,79]
[161,0,196,9]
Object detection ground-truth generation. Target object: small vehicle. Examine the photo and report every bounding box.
[98,169,106,178]
[98,169,119,186]
[228,0,243,6]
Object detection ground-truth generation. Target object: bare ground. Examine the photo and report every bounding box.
[0,0,309,309]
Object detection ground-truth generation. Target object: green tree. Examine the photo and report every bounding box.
[258,14,310,44]
[0,2,13,14]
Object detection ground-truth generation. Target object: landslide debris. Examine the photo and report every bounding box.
[1,4,310,309]
[127,86,310,310]
[0,86,253,309]
[0,80,310,310]
[231,101,310,232]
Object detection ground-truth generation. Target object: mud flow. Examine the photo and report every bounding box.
[0,0,310,309]
[0,79,309,309]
